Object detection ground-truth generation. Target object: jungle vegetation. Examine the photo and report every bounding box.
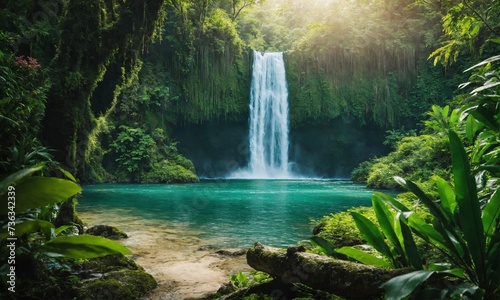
[2,0,490,182]
[1,0,499,299]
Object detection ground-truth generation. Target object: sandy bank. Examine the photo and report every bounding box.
[79,210,252,299]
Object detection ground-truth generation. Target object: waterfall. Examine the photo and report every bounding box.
[232,51,291,179]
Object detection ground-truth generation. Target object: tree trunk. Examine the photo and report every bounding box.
[246,242,412,299]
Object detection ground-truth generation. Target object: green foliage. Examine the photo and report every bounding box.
[363,134,451,190]
[423,105,460,134]
[111,125,156,176]
[379,131,499,299]
[142,160,199,183]
[459,55,500,199]
[0,166,131,263]
[230,270,273,289]
[429,0,500,66]
[107,125,198,183]
[383,127,417,149]
[231,272,250,288]
[312,207,371,248]
[339,193,421,269]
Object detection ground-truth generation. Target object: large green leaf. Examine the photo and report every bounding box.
[336,246,391,268]
[372,195,404,259]
[57,167,77,182]
[38,235,132,259]
[380,270,435,300]
[350,212,394,262]
[374,191,410,212]
[0,165,44,196]
[395,177,451,225]
[1,177,82,214]
[470,107,500,132]
[449,130,485,282]
[435,176,457,222]
[407,215,448,253]
[482,189,500,244]
[310,236,337,257]
[0,219,55,240]
[464,55,500,72]
[399,216,423,270]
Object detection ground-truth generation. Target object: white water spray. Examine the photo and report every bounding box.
[231,51,291,179]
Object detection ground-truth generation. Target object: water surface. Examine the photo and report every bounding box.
[79,180,375,248]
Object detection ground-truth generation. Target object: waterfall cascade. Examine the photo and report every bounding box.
[231,51,291,179]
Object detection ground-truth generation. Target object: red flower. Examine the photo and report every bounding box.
[14,55,41,70]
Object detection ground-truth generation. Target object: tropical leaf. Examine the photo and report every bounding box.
[398,215,423,270]
[435,176,457,222]
[55,225,75,236]
[351,212,394,262]
[0,165,44,195]
[448,130,485,282]
[372,195,404,259]
[0,177,82,214]
[380,270,435,300]
[395,176,450,225]
[373,191,410,212]
[464,55,500,72]
[407,214,448,251]
[336,246,391,268]
[470,81,500,94]
[39,235,132,259]
[482,189,500,244]
[0,219,54,240]
[57,167,77,182]
[310,236,337,257]
[469,107,500,132]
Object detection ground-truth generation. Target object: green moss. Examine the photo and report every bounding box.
[312,207,373,248]
[78,254,138,273]
[86,225,128,240]
[141,159,199,183]
[78,269,156,300]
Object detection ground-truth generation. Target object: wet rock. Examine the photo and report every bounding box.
[86,225,128,240]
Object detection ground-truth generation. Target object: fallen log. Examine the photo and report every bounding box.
[246,242,412,299]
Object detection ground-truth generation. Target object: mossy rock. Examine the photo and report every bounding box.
[75,254,157,299]
[86,225,128,240]
[55,197,84,233]
[78,269,156,300]
[78,253,137,273]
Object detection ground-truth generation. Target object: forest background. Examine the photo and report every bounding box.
[0,0,499,183]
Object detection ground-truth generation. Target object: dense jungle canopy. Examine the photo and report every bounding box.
[1,0,499,181]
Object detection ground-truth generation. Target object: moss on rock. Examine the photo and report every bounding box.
[141,159,199,183]
[78,269,156,300]
[86,225,128,240]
